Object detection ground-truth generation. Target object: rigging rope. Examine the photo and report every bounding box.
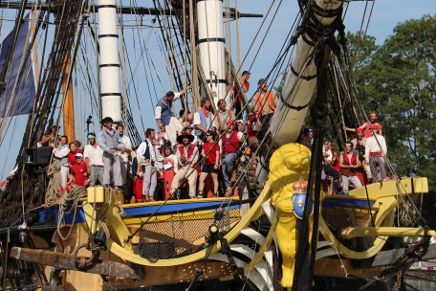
[235,0,277,76]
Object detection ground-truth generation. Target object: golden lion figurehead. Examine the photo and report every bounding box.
[269,143,311,206]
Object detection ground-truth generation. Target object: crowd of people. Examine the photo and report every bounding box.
[299,111,388,195]
[37,73,387,202]
[36,74,280,204]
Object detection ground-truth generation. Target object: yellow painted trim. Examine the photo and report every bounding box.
[340,227,436,239]
[83,184,272,266]
[81,177,429,266]
[319,196,396,259]
[349,178,428,198]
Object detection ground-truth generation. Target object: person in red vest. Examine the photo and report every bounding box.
[253,78,278,138]
[198,130,220,198]
[222,120,240,197]
[162,145,178,200]
[339,142,362,194]
[69,153,89,187]
[171,132,199,199]
[132,153,143,203]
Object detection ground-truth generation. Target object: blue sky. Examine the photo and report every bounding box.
[0,0,434,179]
[236,0,435,86]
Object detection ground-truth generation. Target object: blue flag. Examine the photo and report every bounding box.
[0,15,36,118]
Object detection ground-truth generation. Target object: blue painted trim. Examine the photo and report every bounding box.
[124,201,240,217]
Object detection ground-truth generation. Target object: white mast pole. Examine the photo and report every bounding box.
[197,0,227,107]
[98,0,122,123]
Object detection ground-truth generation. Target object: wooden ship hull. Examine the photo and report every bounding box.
[3,175,433,290]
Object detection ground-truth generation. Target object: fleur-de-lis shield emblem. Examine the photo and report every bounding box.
[293,193,314,219]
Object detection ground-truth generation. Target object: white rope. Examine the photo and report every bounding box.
[56,186,88,240]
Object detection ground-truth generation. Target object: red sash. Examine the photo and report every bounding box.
[178,144,200,173]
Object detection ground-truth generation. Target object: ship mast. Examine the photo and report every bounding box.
[98,0,122,123]
[197,0,227,107]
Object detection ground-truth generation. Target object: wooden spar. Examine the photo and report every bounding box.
[30,11,40,84]
[9,247,140,279]
[62,53,75,140]
[0,3,264,19]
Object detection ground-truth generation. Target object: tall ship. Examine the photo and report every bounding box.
[0,1,435,290]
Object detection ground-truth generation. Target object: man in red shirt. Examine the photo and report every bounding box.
[344,111,383,138]
[69,153,89,187]
[231,71,250,119]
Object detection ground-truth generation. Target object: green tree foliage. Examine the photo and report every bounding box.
[352,15,436,227]
[345,31,380,112]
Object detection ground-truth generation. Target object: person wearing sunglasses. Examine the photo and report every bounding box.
[198,130,220,198]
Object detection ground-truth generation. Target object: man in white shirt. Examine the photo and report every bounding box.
[137,128,159,202]
[155,85,193,146]
[171,132,199,199]
[51,135,70,187]
[97,117,126,203]
[84,132,104,186]
[365,125,387,183]
[193,97,213,141]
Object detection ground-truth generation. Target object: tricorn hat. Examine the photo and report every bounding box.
[176,133,195,144]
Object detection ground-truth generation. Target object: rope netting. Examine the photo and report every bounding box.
[322,205,375,252]
[136,208,241,262]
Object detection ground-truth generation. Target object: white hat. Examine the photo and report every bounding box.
[75,153,84,158]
